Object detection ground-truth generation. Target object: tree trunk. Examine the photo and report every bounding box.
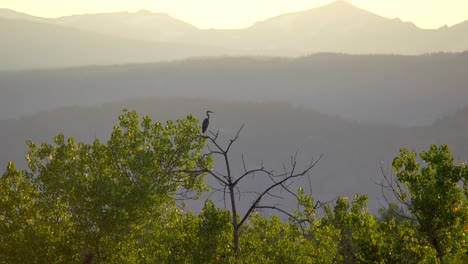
[429,234,444,261]
[229,185,239,255]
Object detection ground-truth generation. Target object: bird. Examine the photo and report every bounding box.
[202,110,213,134]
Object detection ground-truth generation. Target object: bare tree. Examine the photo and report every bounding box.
[199,125,323,255]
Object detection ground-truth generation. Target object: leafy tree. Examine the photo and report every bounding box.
[392,144,468,261]
[0,162,45,263]
[321,194,436,263]
[377,203,434,263]
[239,187,338,264]
[322,195,381,263]
[0,109,212,263]
[377,202,408,224]
[194,200,232,263]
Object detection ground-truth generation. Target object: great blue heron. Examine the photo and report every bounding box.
[202,110,213,134]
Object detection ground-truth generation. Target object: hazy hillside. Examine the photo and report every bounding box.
[54,10,198,43]
[0,18,233,71]
[1,98,467,213]
[1,1,468,71]
[1,53,467,126]
[446,20,468,51]
[431,106,468,136]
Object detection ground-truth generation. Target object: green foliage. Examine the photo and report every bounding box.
[393,144,468,260]
[238,188,338,264]
[195,200,233,263]
[320,194,436,263]
[240,213,303,263]
[322,195,382,263]
[377,202,412,226]
[0,109,212,263]
[133,199,232,264]
[1,112,467,264]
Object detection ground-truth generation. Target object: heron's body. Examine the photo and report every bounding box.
[202,111,213,133]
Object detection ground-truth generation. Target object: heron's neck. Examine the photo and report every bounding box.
[206,113,210,119]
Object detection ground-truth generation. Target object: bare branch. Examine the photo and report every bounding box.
[198,123,322,255]
[313,196,338,210]
[173,169,228,186]
[208,130,219,139]
[267,171,298,199]
[256,205,310,224]
[232,167,273,186]
[241,154,247,173]
[255,205,310,237]
[225,124,245,153]
[238,157,319,228]
[375,165,416,221]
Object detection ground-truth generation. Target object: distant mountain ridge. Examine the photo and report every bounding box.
[54,10,198,42]
[0,8,50,22]
[1,1,468,70]
[1,52,467,126]
[0,17,235,71]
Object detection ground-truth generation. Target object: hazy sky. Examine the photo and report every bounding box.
[3,0,468,29]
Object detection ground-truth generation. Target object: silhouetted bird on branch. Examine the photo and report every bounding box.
[202,110,213,134]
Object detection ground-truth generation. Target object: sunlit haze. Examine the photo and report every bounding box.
[3,0,468,29]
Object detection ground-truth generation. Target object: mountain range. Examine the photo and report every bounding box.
[0,17,233,71]
[1,52,467,126]
[2,1,468,71]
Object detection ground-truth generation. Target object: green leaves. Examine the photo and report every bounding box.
[2,113,468,264]
[0,109,212,263]
[392,144,468,261]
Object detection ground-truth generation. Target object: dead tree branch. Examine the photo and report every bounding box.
[201,124,321,255]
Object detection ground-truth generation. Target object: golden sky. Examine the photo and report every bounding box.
[3,0,468,29]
